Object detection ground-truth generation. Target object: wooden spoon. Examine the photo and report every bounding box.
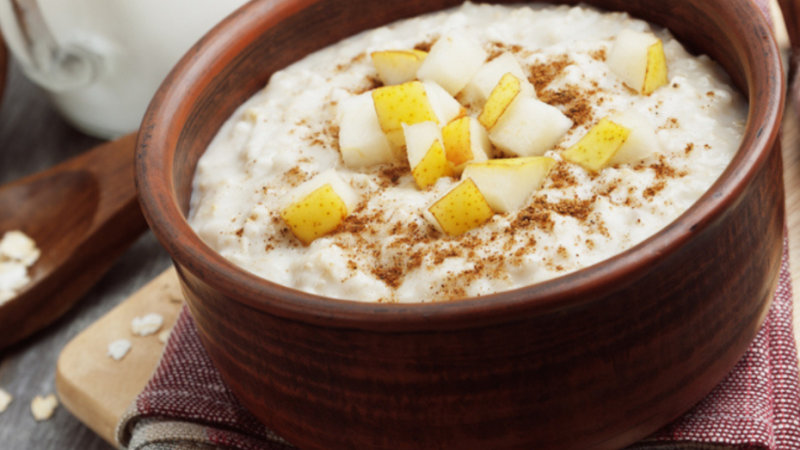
[0,133,146,349]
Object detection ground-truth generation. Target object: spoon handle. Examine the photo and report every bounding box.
[0,133,147,349]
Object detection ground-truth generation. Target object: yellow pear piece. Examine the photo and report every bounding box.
[443,117,472,166]
[607,29,668,95]
[463,52,535,104]
[371,50,428,86]
[404,121,453,189]
[462,157,556,213]
[442,116,490,174]
[561,118,631,173]
[427,179,494,237]
[643,40,668,95]
[280,169,358,245]
[281,185,347,246]
[372,81,438,147]
[605,109,661,166]
[413,140,453,189]
[478,73,522,131]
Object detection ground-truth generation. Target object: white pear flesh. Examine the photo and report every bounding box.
[606,109,661,166]
[442,116,492,175]
[279,169,359,214]
[462,157,556,213]
[464,53,535,103]
[371,50,426,86]
[607,29,663,94]
[337,93,395,168]
[489,97,573,156]
[417,32,488,96]
[403,121,442,169]
[467,118,491,165]
[424,81,465,125]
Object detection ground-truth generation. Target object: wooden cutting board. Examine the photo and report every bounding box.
[56,268,183,445]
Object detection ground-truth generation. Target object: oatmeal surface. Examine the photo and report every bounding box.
[189,2,746,302]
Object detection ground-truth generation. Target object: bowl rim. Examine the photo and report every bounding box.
[0,33,7,106]
[136,0,785,332]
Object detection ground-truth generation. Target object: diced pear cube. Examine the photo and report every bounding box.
[413,141,453,189]
[337,92,395,168]
[561,118,631,173]
[423,80,466,125]
[280,169,358,245]
[417,32,488,96]
[479,72,523,131]
[371,49,427,86]
[489,97,573,157]
[442,116,490,174]
[462,157,556,213]
[607,29,668,95]
[464,53,535,103]
[372,81,438,147]
[427,179,494,236]
[606,109,661,166]
[405,121,441,168]
[404,121,453,188]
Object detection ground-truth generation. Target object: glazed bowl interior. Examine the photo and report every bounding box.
[138,0,783,329]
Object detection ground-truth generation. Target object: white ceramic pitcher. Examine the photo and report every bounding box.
[0,0,248,138]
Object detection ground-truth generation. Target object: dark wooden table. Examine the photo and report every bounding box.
[0,59,172,449]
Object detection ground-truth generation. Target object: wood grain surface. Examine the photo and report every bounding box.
[0,133,147,349]
[56,268,183,445]
[0,61,172,450]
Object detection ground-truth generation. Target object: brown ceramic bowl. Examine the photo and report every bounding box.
[136,0,785,449]
[0,33,7,104]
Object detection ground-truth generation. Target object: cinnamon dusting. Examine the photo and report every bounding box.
[537,85,595,126]
[414,38,437,53]
[529,55,571,94]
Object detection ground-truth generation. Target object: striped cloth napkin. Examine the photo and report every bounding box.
[116,238,800,450]
[117,1,800,448]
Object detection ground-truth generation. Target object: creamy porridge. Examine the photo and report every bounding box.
[188,2,746,303]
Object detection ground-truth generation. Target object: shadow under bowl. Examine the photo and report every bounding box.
[135,0,786,449]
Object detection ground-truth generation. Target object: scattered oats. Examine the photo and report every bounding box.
[31,394,58,421]
[108,339,132,361]
[0,389,12,413]
[131,313,164,336]
[0,262,29,292]
[158,329,171,344]
[0,289,17,304]
[0,231,40,266]
[0,231,40,306]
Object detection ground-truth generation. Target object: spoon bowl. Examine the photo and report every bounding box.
[0,134,146,349]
